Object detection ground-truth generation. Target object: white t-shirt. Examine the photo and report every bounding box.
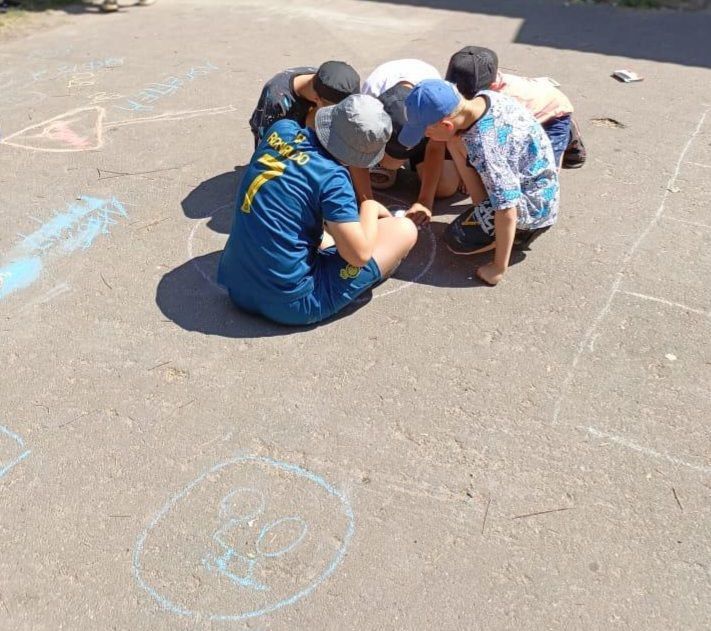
[361,59,441,97]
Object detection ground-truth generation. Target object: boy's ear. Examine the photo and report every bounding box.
[441,119,455,132]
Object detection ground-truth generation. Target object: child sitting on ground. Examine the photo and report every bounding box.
[219,95,417,325]
[399,79,559,286]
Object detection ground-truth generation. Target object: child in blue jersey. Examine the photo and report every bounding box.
[218,94,418,326]
[399,79,559,286]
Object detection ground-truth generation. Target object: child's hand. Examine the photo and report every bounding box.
[405,202,432,226]
[475,262,505,286]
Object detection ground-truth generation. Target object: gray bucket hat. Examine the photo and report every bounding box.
[315,94,392,168]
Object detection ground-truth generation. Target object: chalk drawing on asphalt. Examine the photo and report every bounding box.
[133,455,355,622]
[0,105,237,153]
[0,425,30,482]
[113,61,219,113]
[0,196,128,302]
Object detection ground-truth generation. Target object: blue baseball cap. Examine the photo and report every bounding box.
[398,79,461,148]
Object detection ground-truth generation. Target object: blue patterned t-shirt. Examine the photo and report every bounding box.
[462,90,559,234]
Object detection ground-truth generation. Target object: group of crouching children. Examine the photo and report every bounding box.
[217,47,585,326]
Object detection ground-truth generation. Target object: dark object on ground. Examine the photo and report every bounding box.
[0,0,22,12]
[562,118,587,169]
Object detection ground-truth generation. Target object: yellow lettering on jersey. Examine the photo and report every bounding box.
[240,154,286,213]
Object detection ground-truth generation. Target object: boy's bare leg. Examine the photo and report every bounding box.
[446,137,488,204]
[371,216,418,277]
[319,230,336,250]
[416,159,460,199]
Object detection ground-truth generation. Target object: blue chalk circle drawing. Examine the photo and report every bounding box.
[133,455,355,622]
[0,425,30,481]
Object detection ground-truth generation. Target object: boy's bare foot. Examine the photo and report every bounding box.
[475,262,504,286]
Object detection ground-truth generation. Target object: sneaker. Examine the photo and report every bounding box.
[101,0,119,11]
[443,206,496,255]
[562,118,586,169]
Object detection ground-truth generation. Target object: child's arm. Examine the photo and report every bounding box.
[349,166,374,202]
[349,167,392,218]
[326,199,385,267]
[446,136,488,204]
[476,208,517,286]
[407,141,445,225]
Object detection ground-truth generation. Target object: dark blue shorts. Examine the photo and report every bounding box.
[542,115,572,166]
[229,247,381,326]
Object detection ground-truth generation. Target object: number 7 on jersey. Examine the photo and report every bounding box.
[241,154,286,213]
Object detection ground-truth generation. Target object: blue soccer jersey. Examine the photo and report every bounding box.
[217,119,360,305]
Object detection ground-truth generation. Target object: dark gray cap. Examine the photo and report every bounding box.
[313,61,361,104]
[315,94,392,168]
[445,46,499,99]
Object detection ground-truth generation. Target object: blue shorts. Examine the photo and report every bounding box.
[542,115,572,166]
[229,247,381,326]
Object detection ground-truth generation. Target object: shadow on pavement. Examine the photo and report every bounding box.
[155,252,373,338]
[357,0,711,69]
[416,220,528,289]
[181,167,248,235]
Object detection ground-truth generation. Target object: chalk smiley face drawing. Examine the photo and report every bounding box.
[203,487,310,593]
[134,456,355,622]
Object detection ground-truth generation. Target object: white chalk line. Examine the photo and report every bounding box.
[14,283,72,315]
[617,289,711,318]
[664,216,711,230]
[186,195,437,301]
[374,225,436,298]
[685,161,711,170]
[551,107,709,471]
[368,190,437,298]
[110,105,238,129]
[186,208,228,294]
[584,427,711,475]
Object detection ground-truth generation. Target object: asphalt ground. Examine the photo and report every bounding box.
[0,1,710,629]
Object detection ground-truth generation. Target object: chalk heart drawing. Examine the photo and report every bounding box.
[0,105,237,153]
[133,456,355,622]
[187,194,436,300]
[0,425,31,481]
[1,107,105,152]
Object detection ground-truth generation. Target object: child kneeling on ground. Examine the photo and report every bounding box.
[445,46,586,169]
[218,94,418,325]
[399,79,559,286]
